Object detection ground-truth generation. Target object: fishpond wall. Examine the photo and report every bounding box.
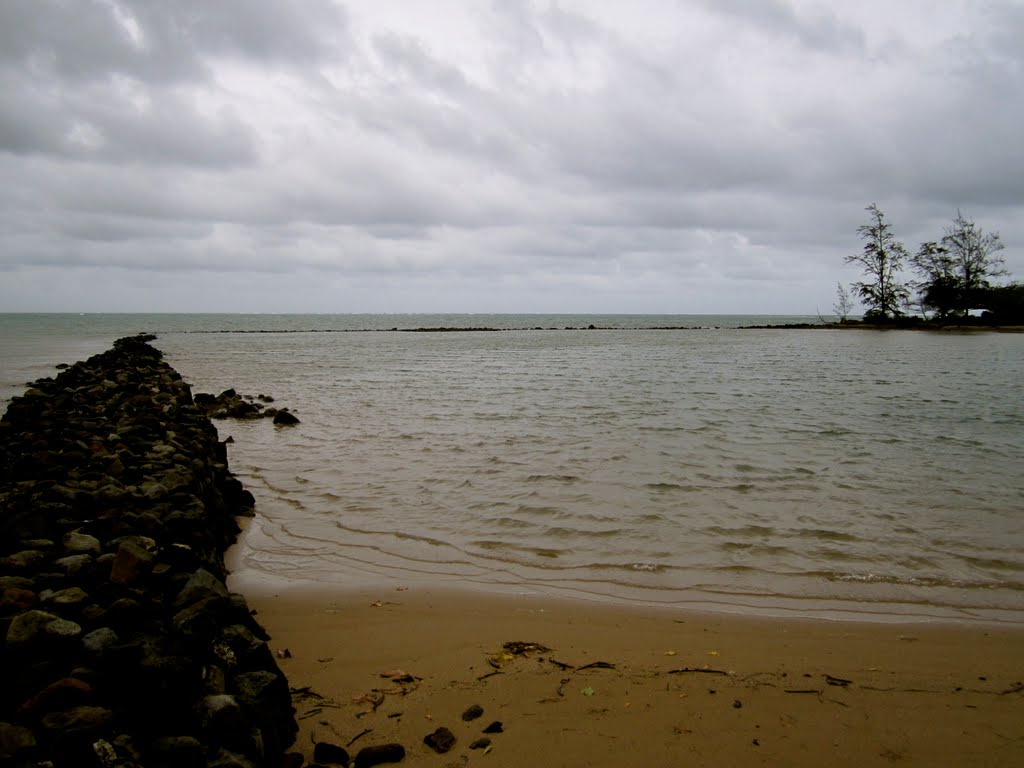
[0,335,297,767]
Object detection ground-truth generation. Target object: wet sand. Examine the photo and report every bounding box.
[242,585,1024,767]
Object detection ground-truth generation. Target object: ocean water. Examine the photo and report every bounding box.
[2,314,1023,624]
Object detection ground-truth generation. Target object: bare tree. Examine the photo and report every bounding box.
[833,282,854,323]
[844,204,910,320]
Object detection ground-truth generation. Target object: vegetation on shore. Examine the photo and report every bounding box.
[837,205,1022,326]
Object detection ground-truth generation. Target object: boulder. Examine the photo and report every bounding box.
[0,722,36,763]
[423,727,456,754]
[313,741,350,765]
[355,743,406,767]
[175,568,230,609]
[6,610,60,649]
[62,532,102,556]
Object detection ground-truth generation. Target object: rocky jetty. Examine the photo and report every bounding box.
[0,335,297,767]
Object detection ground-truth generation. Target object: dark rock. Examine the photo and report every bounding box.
[6,609,60,649]
[227,400,261,419]
[218,624,275,669]
[109,539,155,586]
[202,663,228,695]
[1,550,48,571]
[42,585,90,609]
[0,586,36,612]
[313,740,350,764]
[469,737,492,750]
[355,742,406,767]
[54,553,93,576]
[196,694,249,742]
[423,727,456,753]
[207,747,259,768]
[151,735,207,768]
[461,703,484,721]
[0,576,34,590]
[175,568,230,609]
[42,708,116,766]
[272,410,300,426]
[482,721,504,733]
[62,531,102,556]
[19,677,94,718]
[82,627,120,656]
[39,704,114,736]
[0,722,37,763]
[103,597,145,630]
[173,595,232,646]
[232,670,296,758]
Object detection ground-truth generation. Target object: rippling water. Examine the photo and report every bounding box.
[3,314,1023,624]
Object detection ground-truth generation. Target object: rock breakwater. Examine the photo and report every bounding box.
[0,335,297,767]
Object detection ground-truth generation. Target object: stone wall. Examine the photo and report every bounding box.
[0,335,297,767]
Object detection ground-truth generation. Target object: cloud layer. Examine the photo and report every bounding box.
[1,0,1021,312]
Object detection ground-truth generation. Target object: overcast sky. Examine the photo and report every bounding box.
[1,0,1021,314]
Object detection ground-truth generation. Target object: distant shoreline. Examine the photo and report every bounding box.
[171,322,1024,333]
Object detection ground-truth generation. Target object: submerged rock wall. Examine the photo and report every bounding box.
[0,335,297,767]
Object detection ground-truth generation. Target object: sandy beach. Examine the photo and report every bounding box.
[241,585,1024,767]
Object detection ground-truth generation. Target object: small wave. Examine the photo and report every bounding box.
[469,539,566,560]
[819,571,1024,591]
[526,474,580,484]
[514,504,567,518]
[637,512,667,522]
[542,526,626,539]
[706,524,776,537]
[331,520,452,549]
[793,528,861,543]
[720,542,791,555]
[957,555,1024,573]
[645,482,697,492]
[490,516,534,529]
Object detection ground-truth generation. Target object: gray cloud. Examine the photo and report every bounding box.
[0,0,346,82]
[0,0,1021,313]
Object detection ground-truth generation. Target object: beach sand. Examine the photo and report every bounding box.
[240,585,1024,767]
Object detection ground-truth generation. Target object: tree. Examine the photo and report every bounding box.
[912,213,1008,318]
[911,241,959,319]
[939,211,1007,311]
[845,204,910,320]
[833,281,854,322]
[976,283,1024,324]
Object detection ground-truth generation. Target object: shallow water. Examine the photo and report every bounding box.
[3,314,1023,624]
